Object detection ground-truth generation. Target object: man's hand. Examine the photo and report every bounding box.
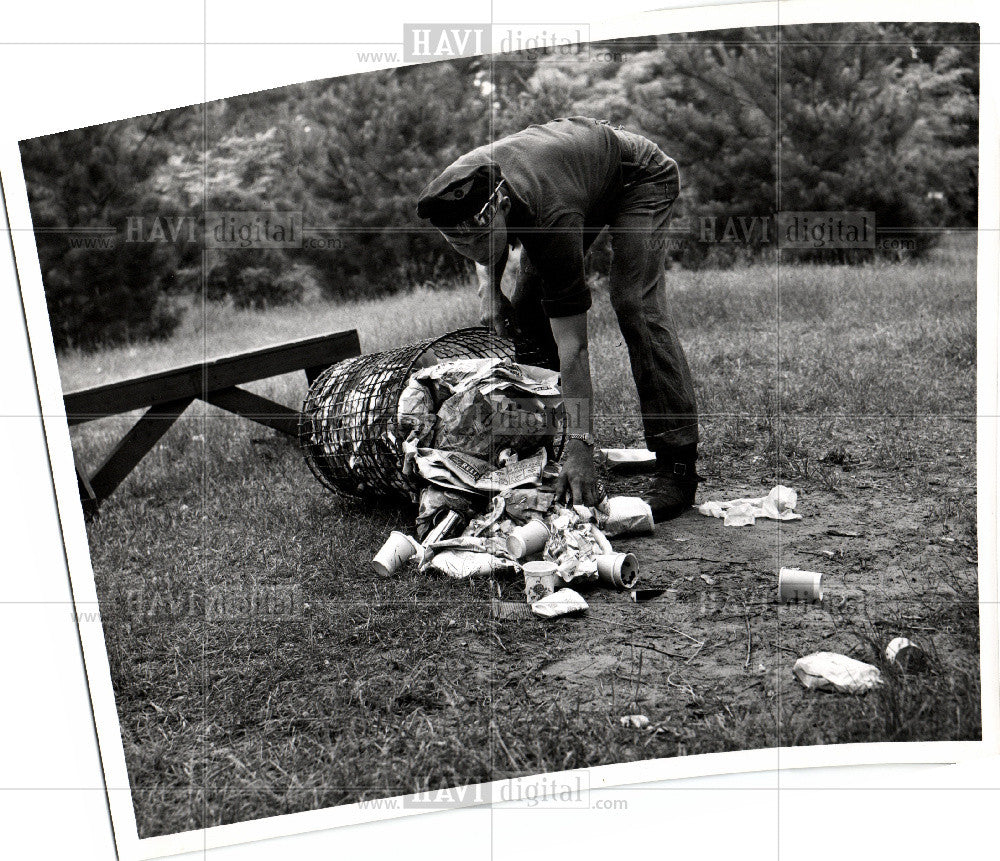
[479,290,519,339]
[555,439,599,507]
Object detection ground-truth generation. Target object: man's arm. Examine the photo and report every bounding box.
[549,312,599,506]
[519,216,599,505]
[475,249,514,336]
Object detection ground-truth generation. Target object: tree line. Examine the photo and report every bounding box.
[20,22,978,350]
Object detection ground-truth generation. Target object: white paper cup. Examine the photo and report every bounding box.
[507,519,550,560]
[778,568,823,603]
[523,560,560,603]
[372,531,417,576]
[596,553,639,590]
[885,637,927,672]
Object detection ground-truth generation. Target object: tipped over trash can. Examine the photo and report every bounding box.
[300,326,527,500]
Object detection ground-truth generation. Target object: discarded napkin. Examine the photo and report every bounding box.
[530,588,589,619]
[793,651,884,694]
[698,485,802,527]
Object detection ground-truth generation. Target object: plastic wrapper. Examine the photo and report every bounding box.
[793,652,884,694]
[531,588,588,619]
[599,496,655,537]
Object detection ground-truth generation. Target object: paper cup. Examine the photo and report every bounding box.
[778,568,823,603]
[596,553,639,590]
[507,519,550,560]
[372,531,417,576]
[523,560,560,603]
[885,637,927,672]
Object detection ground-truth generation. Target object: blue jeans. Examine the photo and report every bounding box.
[511,128,698,450]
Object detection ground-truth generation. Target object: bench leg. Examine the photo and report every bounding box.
[304,364,327,386]
[76,463,99,518]
[86,396,195,506]
[202,386,300,437]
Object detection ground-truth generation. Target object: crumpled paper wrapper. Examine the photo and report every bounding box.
[698,485,802,527]
[793,651,884,694]
[530,588,589,619]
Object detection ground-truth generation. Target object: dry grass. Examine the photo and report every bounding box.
[68,235,979,837]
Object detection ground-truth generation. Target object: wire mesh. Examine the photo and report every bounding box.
[299,327,518,500]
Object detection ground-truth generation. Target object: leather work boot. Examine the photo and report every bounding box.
[646,443,702,523]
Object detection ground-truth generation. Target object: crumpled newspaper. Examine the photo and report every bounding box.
[698,485,802,527]
[793,652,884,694]
[413,447,547,495]
[407,357,563,460]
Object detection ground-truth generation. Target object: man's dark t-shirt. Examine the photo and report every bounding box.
[417,117,625,318]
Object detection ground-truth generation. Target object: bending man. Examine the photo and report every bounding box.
[416,116,700,521]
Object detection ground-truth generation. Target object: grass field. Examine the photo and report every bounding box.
[65,238,979,838]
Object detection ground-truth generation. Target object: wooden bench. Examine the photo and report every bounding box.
[64,329,361,515]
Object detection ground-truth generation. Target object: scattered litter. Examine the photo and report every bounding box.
[331,354,662,621]
[595,553,639,590]
[372,531,423,575]
[427,549,518,580]
[600,448,657,474]
[885,637,928,672]
[698,485,802,527]
[507,519,550,560]
[700,574,716,586]
[601,496,654,536]
[619,714,650,728]
[630,588,666,603]
[522,560,561,602]
[827,527,863,538]
[673,535,693,543]
[793,652,884,694]
[531,588,588,619]
[778,568,823,603]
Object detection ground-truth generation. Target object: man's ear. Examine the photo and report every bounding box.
[499,194,512,217]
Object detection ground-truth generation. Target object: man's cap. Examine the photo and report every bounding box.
[416,159,502,228]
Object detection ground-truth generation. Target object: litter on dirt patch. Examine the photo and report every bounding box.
[619,714,650,728]
[778,568,823,603]
[531,588,588,619]
[885,637,929,672]
[793,652,884,694]
[697,485,802,526]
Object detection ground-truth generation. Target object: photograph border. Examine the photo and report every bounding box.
[1,1,997,858]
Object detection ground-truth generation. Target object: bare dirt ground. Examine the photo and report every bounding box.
[485,415,979,773]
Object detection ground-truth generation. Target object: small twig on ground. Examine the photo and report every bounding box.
[743,600,752,669]
[666,625,702,644]
[632,648,644,710]
[491,722,523,771]
[632,642,689,661]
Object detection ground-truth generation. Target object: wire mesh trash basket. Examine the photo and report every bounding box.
[300,326,519,500]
